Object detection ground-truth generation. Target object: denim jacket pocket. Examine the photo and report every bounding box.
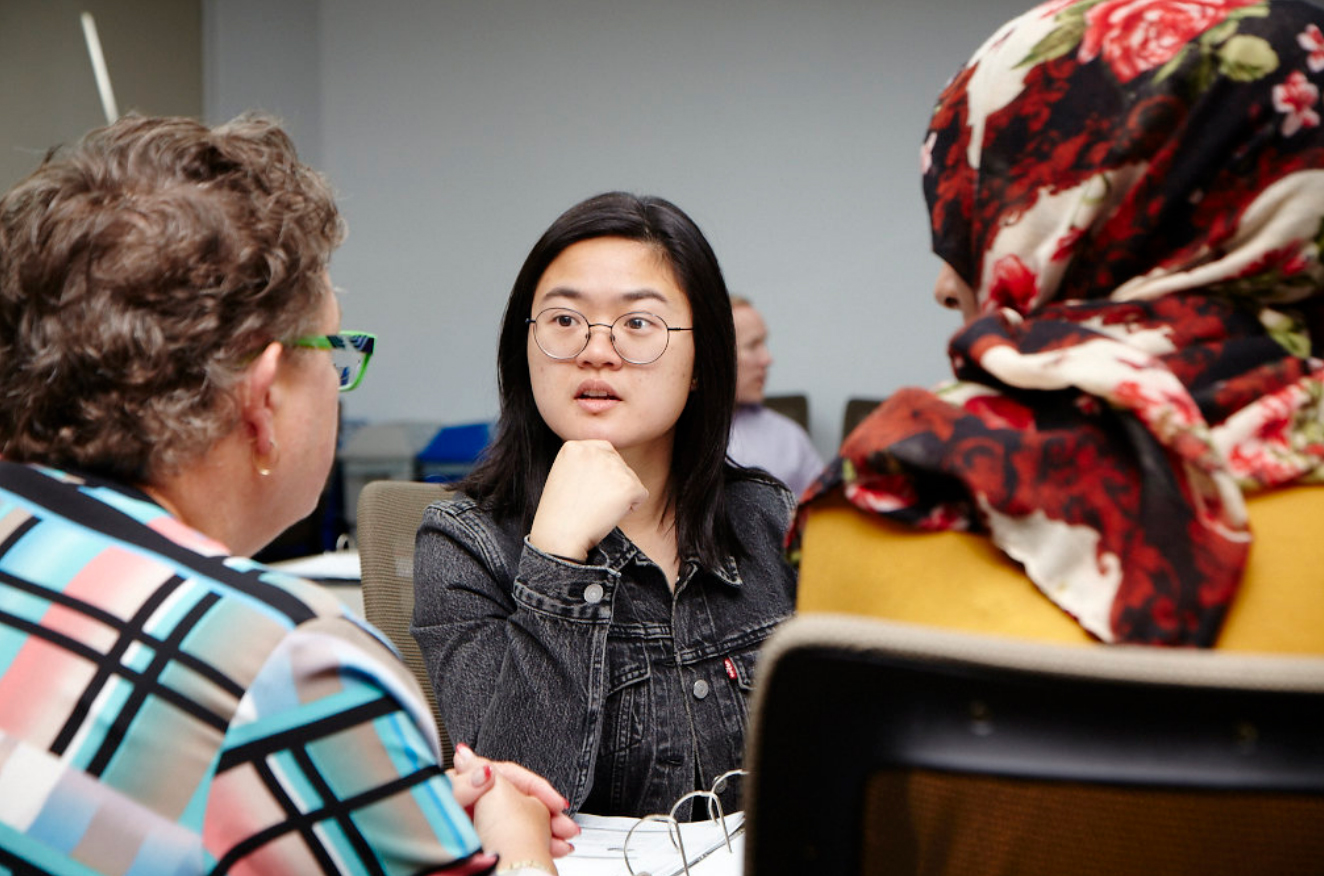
[726,647,762,694]
[695,644,763,762]
[602,638,651,754]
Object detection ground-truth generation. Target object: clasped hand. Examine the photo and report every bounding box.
[448,743,580,864]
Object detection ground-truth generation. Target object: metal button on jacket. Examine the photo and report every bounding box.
[692,679,710,700]
[583,583,604,604]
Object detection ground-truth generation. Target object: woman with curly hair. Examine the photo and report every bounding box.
[0,114,574,874]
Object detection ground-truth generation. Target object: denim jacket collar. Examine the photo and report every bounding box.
[594,527,744,589]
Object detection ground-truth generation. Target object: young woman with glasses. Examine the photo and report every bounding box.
[413,191,798,818]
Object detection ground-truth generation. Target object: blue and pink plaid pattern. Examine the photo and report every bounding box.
[0,462,493,875]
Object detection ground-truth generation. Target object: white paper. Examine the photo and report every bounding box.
[267,549,361,581]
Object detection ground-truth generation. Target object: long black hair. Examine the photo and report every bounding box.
[460,191,745,567]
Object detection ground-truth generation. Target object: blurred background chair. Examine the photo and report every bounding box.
[744,613,1324,876]
[357,479,455,766]
[841,396,885,441]
[763,393,810,431]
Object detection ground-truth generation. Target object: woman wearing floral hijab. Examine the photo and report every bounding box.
[794,0,1324,649]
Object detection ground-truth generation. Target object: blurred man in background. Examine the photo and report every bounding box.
[727,296,824,495]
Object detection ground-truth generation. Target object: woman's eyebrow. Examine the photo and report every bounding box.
[539,288,582,304]
[622,288,669,305]
[539,287,672,306]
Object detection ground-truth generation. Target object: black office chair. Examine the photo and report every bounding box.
[744,613,1324,876]
[841,396,885,441]
[763,393,810,431]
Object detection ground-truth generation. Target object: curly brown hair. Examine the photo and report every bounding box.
[0,113,345,483]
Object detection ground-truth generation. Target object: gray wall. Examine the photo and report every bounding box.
[1,0,201,189]
[203,0,321,168]
[208,0,1030,459]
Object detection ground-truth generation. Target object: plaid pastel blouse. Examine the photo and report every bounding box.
[0,461,495,875]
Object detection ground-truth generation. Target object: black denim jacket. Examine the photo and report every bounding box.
[411,471,797,817]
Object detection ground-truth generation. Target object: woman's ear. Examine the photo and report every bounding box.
[240,342,284,453]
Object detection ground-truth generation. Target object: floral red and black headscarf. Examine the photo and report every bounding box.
[794,0,1324,646]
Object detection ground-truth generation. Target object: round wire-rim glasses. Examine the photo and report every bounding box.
[526,307,693,365]
[291,331,376,392]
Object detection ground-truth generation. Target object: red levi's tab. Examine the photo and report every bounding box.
[724,657,737,681]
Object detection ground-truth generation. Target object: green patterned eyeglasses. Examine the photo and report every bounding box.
[292,331,376,392]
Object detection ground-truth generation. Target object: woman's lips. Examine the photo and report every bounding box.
[576,379,620,413]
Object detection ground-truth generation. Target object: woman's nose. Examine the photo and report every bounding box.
[934,283,956,310]
[578,323,622,365]
[933,262,978,323]
[934,274,960,311]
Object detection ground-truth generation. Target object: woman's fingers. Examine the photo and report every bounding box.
[459,749,581,858]
[446,743,496,810]
[530,440,648,559]
[495,759,582,847]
